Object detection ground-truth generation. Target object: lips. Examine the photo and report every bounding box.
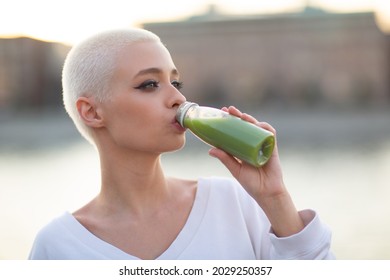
[172,117,186,132]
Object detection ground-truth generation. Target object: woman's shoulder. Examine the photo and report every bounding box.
[170,176,257,211]
[198,176,254,204]
[32,213,73,242]
[29,212,75,259]
[197,176,267,223]
[199,176,243,192]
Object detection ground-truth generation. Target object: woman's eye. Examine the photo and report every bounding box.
[134,80,159,91]
[172,81,183,90]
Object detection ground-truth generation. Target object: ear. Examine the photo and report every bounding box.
[76,96,104,128]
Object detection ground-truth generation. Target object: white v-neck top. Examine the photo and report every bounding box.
[28,177,334,260]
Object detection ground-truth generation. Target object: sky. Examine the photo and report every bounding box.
[1,0,389,45]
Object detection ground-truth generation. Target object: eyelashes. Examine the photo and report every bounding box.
[134,80,183,91]
[171,80,184,90]
[134,80,159,90]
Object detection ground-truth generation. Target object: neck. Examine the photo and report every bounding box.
[97,146,170,215]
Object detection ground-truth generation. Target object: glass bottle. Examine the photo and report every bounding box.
[176,102,275,167]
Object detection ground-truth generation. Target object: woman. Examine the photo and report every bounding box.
[29,28,334,260]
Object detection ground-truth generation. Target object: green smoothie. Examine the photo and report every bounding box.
[184,115,275,167]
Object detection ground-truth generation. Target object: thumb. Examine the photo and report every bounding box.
[208,148,240,177]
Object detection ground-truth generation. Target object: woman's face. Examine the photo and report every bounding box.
[98,40,187,154]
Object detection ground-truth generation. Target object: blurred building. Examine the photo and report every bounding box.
[0,37,70,111]
[0,6,389,112]
[143,6,390,109]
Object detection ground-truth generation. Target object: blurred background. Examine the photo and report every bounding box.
[1,0,389,259]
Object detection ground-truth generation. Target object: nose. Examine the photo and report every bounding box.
[168,86,187,108]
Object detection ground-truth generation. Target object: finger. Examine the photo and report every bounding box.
[228,107,259,125]
[257,121,277,135]
[227,106,242,117]
[224,106,276,135]
[241,113,258,124]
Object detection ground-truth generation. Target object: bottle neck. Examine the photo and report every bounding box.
[176,102,198,127]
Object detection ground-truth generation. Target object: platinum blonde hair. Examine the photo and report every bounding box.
[62,28,161,145]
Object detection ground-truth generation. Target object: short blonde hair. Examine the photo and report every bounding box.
[62,28,161,145]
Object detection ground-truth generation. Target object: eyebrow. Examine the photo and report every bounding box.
[134,67,179,78]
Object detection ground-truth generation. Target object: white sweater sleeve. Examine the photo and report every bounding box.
[217,177,335,260]
[268,209,335,259]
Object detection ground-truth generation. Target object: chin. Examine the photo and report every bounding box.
[164,137,186,153]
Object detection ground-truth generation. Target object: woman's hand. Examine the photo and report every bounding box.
[208,106,284,200]
[209,106,304,237]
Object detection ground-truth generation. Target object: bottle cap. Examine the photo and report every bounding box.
[176,102,198,127]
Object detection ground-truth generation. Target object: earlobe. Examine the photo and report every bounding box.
[76,97,104,128]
